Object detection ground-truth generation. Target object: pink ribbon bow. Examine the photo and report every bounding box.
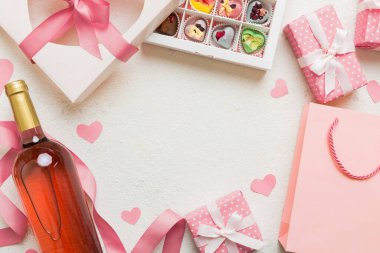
[19,0,138,61]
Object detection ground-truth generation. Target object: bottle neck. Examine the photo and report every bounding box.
[6,81,47,147]
[19,126,47,148]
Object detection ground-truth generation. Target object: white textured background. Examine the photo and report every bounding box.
[1,0,380,252]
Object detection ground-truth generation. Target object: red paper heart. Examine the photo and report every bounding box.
[367,80,380,104]
[76,121,103,143]
[121,207,141,225]
[271,79,288,99]
[0,59,14,95]
[251,174,276,197]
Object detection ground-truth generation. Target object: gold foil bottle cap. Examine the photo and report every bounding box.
[5,80,29,96]
[6,80,40,132]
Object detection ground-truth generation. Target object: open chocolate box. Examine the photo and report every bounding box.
[146,0,287,70]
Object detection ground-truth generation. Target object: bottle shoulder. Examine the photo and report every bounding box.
[17,139,70,155]
[14,139,74,173]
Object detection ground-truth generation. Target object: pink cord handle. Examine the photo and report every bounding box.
[328,118,380,180]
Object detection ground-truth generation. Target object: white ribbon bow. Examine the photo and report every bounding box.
[193,202,265,253]
[358,0,380,33]
[298,12,355,98]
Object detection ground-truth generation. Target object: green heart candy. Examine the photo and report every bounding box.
[241,28,266,54]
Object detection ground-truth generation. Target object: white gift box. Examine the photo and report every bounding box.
[145,0,287,70]
[0,0,179,103]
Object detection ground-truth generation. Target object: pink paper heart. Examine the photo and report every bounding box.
[251,174,276,197]
[76,121,103,143]
[0,59,14,95]
[121,207,141,225]
[366,80,380,103]
[271,79,288,98]
[25,249,38,253]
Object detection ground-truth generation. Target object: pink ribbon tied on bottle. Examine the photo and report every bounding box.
[19,0,138,62]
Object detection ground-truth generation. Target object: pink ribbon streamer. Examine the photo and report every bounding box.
[131,209,186,253]
[19,0,138,62]
[0,121,186,252]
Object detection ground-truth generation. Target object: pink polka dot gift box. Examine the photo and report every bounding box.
[355,0,380,51]
[185,191,265,253]
[284,5,368,104]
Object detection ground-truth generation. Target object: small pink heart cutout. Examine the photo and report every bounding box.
[367,80,380,104]
[251,174,276,197]
[121,207,141,225]
[0,59,14,95]
[76,121,103,143]
[271,79,288,99]
[25,249,38,253]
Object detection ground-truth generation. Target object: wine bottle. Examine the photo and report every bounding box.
[5,80,103,253]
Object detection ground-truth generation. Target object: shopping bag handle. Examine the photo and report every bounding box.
[328,118,380,180]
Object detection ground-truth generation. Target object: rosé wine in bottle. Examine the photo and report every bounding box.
[5,80,103,253]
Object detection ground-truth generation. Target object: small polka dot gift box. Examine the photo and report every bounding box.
[284,5,367,104]
[355,0,380,51]
[185,191,265,253]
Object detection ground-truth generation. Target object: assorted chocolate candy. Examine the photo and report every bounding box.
[184,18,208,42]
[212,25,236,49]
[241,28,266,53]
[190,0,216,13]
[246,0,272,24]
[218,0,243,19]
[154,0,274,56]
[156,13,179,36]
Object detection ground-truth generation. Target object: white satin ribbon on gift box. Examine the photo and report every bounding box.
[297,12,355,98]
[193,202,265,253]
[358,0,380,37]
[358,0,380,12]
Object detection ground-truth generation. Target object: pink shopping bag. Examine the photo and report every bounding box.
[279,103,380,253]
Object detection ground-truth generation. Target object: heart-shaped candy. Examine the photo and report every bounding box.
[241,28,266,54]
[157,13,179,37]
[218,0,243,19]
[212,26,235,49]
[190,0,216,13]
[246,0,272,24]
[185,18,208,42]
